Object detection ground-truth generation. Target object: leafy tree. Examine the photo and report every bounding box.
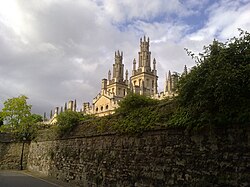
[116,93,159,115]
[30,114,43,123]
[56,110,84,136]
[174,29,250,127]
[114,93,167,133]
[0,95,41,140]
[0,95,41,170]
[1,95,31,129]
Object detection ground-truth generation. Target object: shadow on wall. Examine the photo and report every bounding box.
[0,133,30,170]
[27,125,250,186]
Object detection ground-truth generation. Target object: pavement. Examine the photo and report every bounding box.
[0,170,74,187]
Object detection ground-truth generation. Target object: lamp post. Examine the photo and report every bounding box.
[20,136,26,170]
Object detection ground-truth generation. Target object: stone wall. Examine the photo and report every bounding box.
[0,133,30,170]
[27,125,250,186]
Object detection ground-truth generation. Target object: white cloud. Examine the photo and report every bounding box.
[101,0,191,23]
[0,0,249,115]
[187,0,250,42]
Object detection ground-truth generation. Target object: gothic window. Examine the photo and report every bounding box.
[96,107,98,112]
[106,105,109,110]
[152,80,154,88]
[101,106,103,111]
[123,89,126,96]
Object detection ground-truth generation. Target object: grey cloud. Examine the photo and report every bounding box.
[0,0,249,115]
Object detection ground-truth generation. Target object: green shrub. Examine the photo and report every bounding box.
[56,110,84,136]
[116,93,159,115]
[173,29,250,128]
[113,94,176,133]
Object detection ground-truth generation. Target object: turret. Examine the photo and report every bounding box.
[153,58,157,75]
[138,36,151,72]
[43,112,46,122]
[74,99,77,111]
[125,69,128,84]
[55,107,59,115]
[115,50,123,64]
[113,50,124,82]
[183,65,188,76]
[68,100,74,111]
[83,102,90,113]
[167,70,172,93]
[132,58,136,75]
[108,70,111,81]
[64,102,67,111]
[101,78,107,93]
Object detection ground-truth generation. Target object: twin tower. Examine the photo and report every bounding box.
[101,36,157,98]
[83,36,180,116]
[44,36,182,123]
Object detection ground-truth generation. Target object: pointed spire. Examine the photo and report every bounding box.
[55,107,59,115]
[50,110,52,119]
[64,102,67,111]
[43,112,46,121]
[153,58,156,70]
[60,106,63,113]
[183,65,188,76]
[144,35,146,41]
[133,58,136,70]
[108,70,111,81]
[148,37,150,42]
[168,70,172,80]
[125,69,128,81]
[153,58,156,64]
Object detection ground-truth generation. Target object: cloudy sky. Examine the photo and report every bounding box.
[0,0,249,115]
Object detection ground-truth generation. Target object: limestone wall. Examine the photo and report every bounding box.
[27,125,250,186]
[0,133,30,170]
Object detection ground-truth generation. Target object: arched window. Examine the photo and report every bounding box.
[106,105,109,110]
[96,107,98,112]
[101,106,103,111]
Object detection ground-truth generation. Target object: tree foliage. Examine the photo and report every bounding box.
[56,110,84,136]
[0,95,41,140]
[116,93,159,115]
[113,93,175,133]
[174,29,250,127]
[30,114,43,123]
[0,112,3,126]
[1,95,31,128]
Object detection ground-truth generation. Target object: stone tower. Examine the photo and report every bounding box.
[106,50,128,98]
[130,36,158,96]
[164,70,179,94]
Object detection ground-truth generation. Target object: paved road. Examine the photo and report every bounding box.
[0,170,60,187]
